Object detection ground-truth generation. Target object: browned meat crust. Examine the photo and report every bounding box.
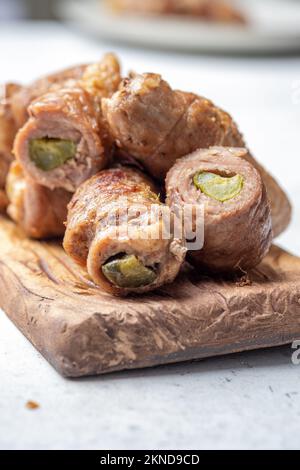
[166,147,273,273]
[6,162,71,239]
[0,83,22,212]
[63,166,186,296]
[11,54,121,129]
[103,73,291,237]
[109,0,247,24]
[10,64,87,129]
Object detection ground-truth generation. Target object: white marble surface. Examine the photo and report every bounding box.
[0,21,300,450]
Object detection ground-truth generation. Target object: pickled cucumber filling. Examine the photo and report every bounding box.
[102,254,157,288]
[193,171,244,202]
[29,138,77,171]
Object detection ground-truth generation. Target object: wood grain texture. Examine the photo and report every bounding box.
[0,215,300,377]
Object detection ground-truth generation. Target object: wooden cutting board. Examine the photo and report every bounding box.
[1,215,300,378]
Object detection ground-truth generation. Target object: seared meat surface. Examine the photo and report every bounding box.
[64,166,186,295]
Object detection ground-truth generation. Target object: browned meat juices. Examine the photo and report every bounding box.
[166,147,273,273]
[13,54,121,192]
[64,166,186,296]
[6,162,71,239]
[103,73,291,237]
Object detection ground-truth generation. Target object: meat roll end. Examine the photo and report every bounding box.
[14,86,106,192]
[166,147,273,273]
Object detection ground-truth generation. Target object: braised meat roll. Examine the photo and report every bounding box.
[6,162,71,239]
[13,54,121,192]
[166,147,273,273]
[103,73,291,237]
[109,0,246,24]
[63,166,186,296]
[0,83,22,211]
[14,86,106,192]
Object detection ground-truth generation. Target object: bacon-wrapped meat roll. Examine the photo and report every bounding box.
[13,54,121,193]
[63,167,186,296]
[103,73,291,237]
[109,0,246,24]
[0,83,22,211]
[6,162,71,239]
[166,147,273,273]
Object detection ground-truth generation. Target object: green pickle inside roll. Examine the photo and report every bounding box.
[193,171,244,202]
[29,138,77,171]
[102,254,157,288]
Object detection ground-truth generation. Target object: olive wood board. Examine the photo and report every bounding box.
[1,215,300,378]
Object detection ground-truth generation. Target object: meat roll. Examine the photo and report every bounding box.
[6,162,71,239]
[103,73,291,237]
[166,147,273,273]
[109,0,246,24]
[14,86,106,192]
[13,54,121,193]
[63,167,186,296]
[0,83,22,211]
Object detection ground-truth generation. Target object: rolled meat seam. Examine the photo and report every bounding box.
[63,166,186,296]
[102,73,291,237]
[6,162,72,239]
[13,54,121,193]
[166,147,273,273]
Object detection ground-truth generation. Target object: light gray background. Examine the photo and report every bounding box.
[0,22,300,450]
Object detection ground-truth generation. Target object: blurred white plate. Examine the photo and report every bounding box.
[57,0,300,53]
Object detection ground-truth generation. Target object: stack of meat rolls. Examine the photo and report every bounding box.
[103,72,291,237]
[166,147,273,273]
[7,54,121,237]
[63,166,186,296]
[0,58,292,296]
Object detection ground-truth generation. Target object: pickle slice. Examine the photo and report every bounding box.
[29,138,77,171]
[193,171,244,202]
[102,254,157,288]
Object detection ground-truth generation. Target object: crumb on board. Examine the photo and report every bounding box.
[236,274,252,287]
[26,400,40,410]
